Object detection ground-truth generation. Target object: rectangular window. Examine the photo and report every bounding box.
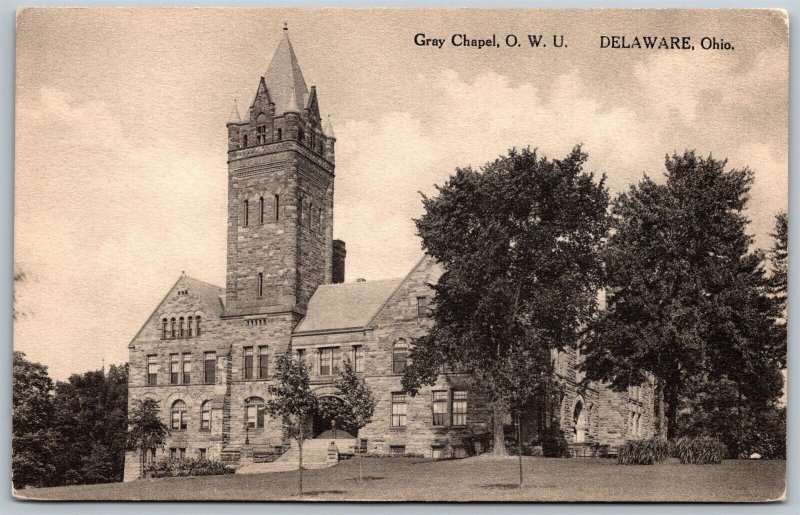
[179,448,186,460]
[201,407,211,431]
[259,197,265,224]
[199,448,207,460]
[332,347,340,375]
[243,346,253,380]
[204,352,216,384]
[169,448,177,460]
[257,273,263,297]
[243,199,249,226]
[391,392,407,427]
[274,194,280,221]
[417,296,430,316]
[389,445,405,457]
[319,347,332,376]
[147,355,158,386]
[296,348,306,365]
[452,390,468,426]
[182,353,191,384]
[258,346,268,379]
[353,345,364,373]
[170,353,179,384]
[246,405,265,429]
[432,391,448,426]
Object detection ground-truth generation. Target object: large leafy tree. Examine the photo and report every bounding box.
[52,364,129,484]
[266,352,318,496]
[125,398,169,478]
[403,146,609,456]
[12,351,57,489]
[582,151,783,439]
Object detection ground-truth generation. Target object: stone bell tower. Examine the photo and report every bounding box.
[223,26,336,318]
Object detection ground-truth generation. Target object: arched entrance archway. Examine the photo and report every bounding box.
[313,394,357,439]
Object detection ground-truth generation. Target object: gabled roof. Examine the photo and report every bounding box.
[184,276,225,318]
[264,29,309,116]
[293,278,403,334]
[128,274,224,348]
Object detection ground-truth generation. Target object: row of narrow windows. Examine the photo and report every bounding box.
[166,390,467,432]
[147,352,216,386]
[242,194,324,235]
[161,316,201,339]
[242,114,325,156]
[293,340,405,376]
[243,195,280,226]
[168,397,266,431]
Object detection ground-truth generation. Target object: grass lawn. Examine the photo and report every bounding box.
[18,456,785,502]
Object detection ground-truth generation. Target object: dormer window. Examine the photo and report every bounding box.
[256,114,267,145]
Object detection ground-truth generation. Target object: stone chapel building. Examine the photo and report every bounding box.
[123,28,655,480]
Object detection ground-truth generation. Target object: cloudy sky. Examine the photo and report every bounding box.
[15,8,788,380]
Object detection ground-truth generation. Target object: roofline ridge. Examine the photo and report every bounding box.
[127,274,185,348]
[365,254,429,329]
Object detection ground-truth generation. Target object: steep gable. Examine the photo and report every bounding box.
[128,274,224,347]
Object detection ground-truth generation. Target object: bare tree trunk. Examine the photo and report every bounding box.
[655,379,667,439]
[358,438,363,483]
[298,417,304,496]
[517,411,524,488]
[492,402,508,456]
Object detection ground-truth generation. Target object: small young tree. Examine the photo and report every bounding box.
[125,398,169,478]
[266,352,318,496]
[333,360,375,483]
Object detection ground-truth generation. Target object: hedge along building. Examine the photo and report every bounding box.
[123,28,655,480]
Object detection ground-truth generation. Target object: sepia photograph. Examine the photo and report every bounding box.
[12,7,788,502]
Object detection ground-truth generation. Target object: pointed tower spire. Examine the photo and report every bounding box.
[264,25,309,115]
[227,99,242,124]
[323,114,336,139]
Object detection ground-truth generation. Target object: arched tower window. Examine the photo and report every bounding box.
[392,339,409,374]
[242,134,248,148]
[195,316,202,337]
[162,318,168,339]
[298,195,304,226]
[297,127,304,143]
[245,397,265,429]
[316,207,322,233]
[256,114,268,145]
[179,317,185,338]
[187,316,193,337]
[200,400,212,431]
[243,199,249,226]
[171,400,187,430]
[274,194,280,221]
[257,272,263,297]
[275,128,282,141]
[170,317,176,339]
[259,196,265,224]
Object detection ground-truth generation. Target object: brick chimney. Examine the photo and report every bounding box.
[332,240,346,284]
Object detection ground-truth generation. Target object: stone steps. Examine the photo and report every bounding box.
[236,438,354,475]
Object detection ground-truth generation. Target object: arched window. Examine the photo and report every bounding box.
[573,397,587,443]
[257,273,263,297]
[297,127,304,143]
[245,397,265,429]
[200,400,212,431]
[275,128,282,141]
[195,316,201,337]
[274,194,280,221]
[243,199,249,226]
[309,201,315,230]
[162,318,168,339]
[187,316,193,337]
[242,134,248,148]
[259,196,265,224]
[171,400,187,430]
[170,318,176,339]
[256,114,268,145]
[179,317,185,338]
[316,207,322,233]
[392,339,409,374]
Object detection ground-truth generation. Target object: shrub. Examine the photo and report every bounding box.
[673,437,727,464]
[617,438,670,465]
[541,426,569,458]
[143,457,234,478]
